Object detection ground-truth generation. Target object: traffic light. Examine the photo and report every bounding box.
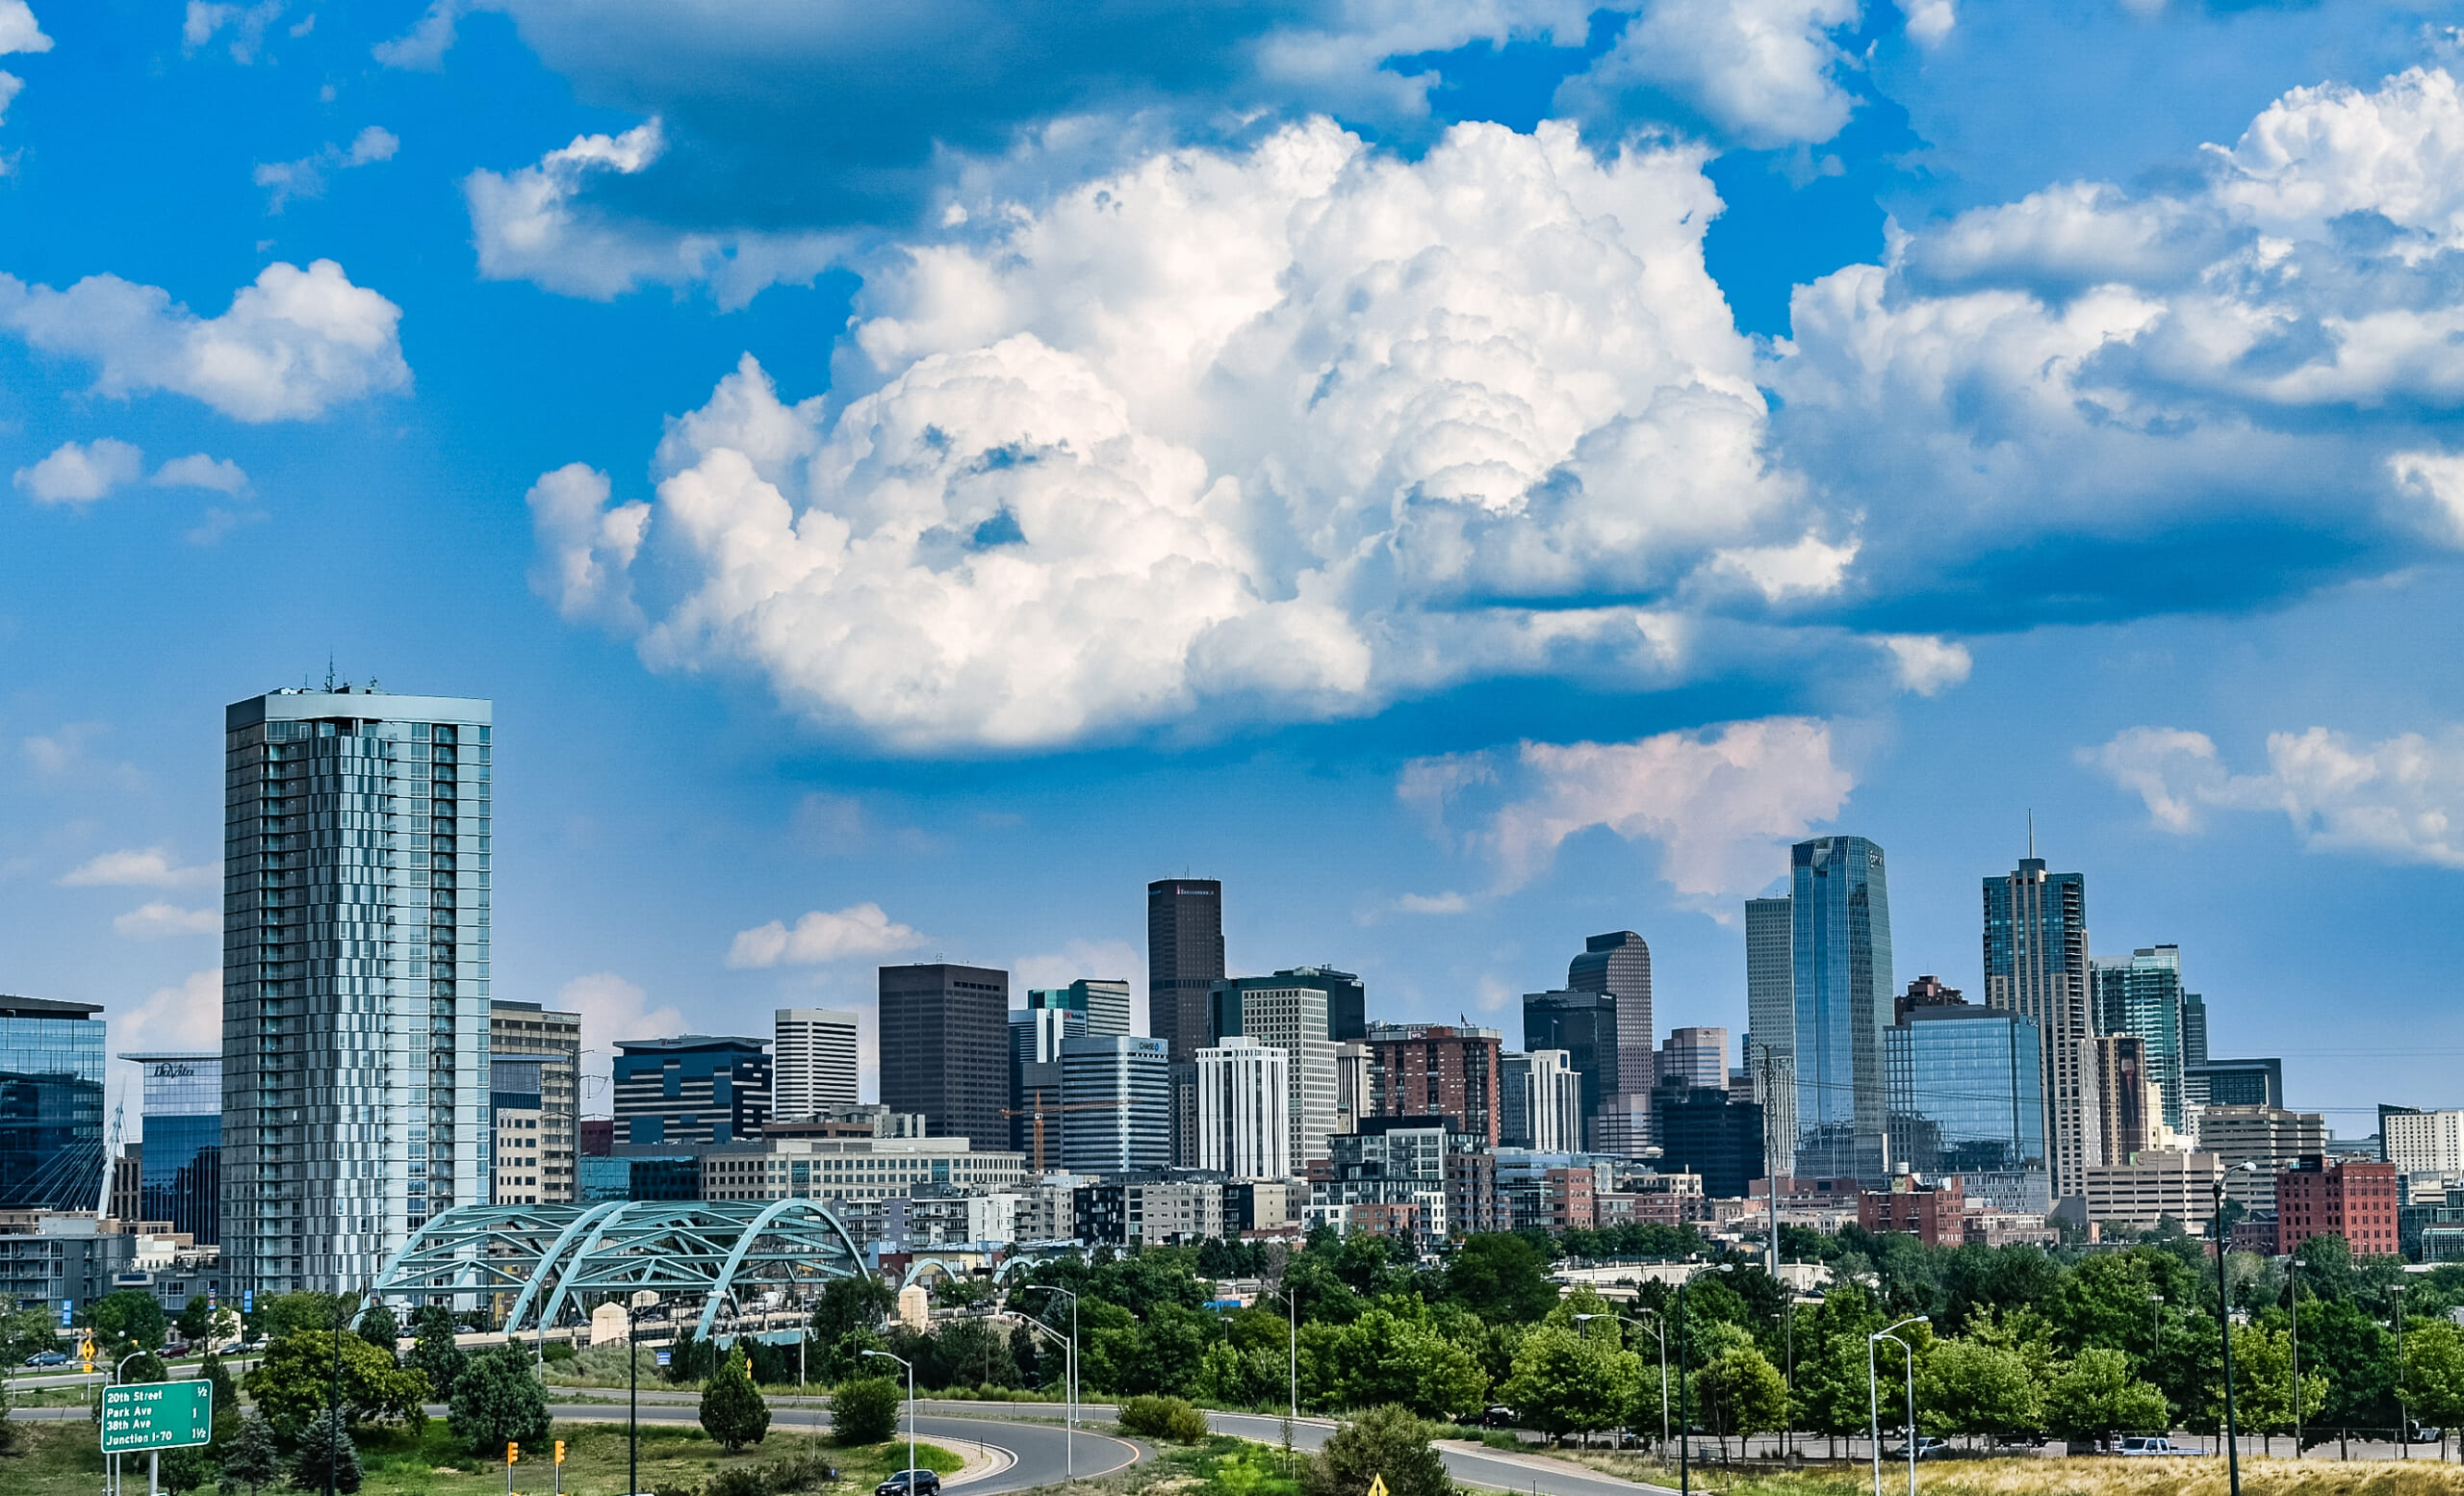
[553,1443,566,1465]
[507,1443,520,1464]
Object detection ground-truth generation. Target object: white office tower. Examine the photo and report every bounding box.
[1236,983,1339,1171]
[222,687,494,1295]
[1077,980,1134,1038]
[774,1009,860,1120]
[1196,1037,1291,1179]
[1500,1050,1582,1151]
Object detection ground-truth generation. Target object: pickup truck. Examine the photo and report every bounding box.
[2117,1436,2197,1456]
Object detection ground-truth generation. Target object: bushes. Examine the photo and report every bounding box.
[1300,1406,1449,1496]
[448,1344,552,1458]
[830,1377,903,1446]
[701,1348,773,1453]
[1118,1395,1210,1443]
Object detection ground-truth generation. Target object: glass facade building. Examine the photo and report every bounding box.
[223,688,495,1296]
[2093,945,2189,1131]
[1059,1035,1172,1174]
[1886,1006,2046,1203]
[1983,855,2092,1200]
[125,1051,221,1241]
[0,996,106,1211]
[1522,989,1619,1149]
[1790,836,1893,1184]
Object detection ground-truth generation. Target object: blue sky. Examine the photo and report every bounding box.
[6,0,2464,1141]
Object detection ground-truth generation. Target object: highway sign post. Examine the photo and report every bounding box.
[101,1380,214,1454]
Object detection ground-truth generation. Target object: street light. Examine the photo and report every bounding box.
[2394,1284,2409,1460]
[861,1350,916,1486]
[2211,1171,2245,1496]
[1266,1283,1301,1474]
[1020,1285,1079,1481]
[2146,1293,2165,1369]
[1573,1311,1667,1454]
[1675,1262,1732,1495]
[1866,1317,1927,1496]
[2282,1261,2302,1460]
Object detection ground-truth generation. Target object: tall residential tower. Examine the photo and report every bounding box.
[1984,853,2093,1201]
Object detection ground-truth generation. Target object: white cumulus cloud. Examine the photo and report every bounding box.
[60,845,218,888]
[1879,634,1971,695]
[0,2,51,55]
[114,902,220,939]
[372,0,457,69]
[152,452,250,495]
[113,968,221,1058]
[0,259,408,423]
[727,902,926,968]
[255,126,399,213]
[183,1,283,64]
[2086,722,2464,867]
[554,971,684,1099]
[14,438,141,503]
[1556,0,1862,149]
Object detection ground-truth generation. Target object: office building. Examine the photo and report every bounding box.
[1568,931,1655,1097]
[1886,1003,2047,1211]
[1060,1035,1171,1174]
[2276,1154,2400,1256]
[1362,1022,1503,1145]
[2091,1035,2157,1162]
[578,1153,700,1202]
[1895,974,1965,1024]
[1334,1041,1372,1134]
[1523,989,1618,1150]
[2384,1106,2464,1174]
[697,1133,1028,1204]
[220,687,494,1295]
[2182,993,2209,1069]
[1658,1027,1730,1092]
[122,1050,218,1242]
[773,1009,860,1121]
[111,1148,140,1224]
[880,963,1008,1146]
[1744,896,1796,1178]
[1010,993,1086,1168]
[1792,836,1895,1185]
[2204,1105,2328,1208]
[1148,879,1225,1060]
[1076,1178,1226,1247]
[491,1057,546,1204]
[1653,1077,1765,1199]
[490,1000,579,1203]
[1062,980,1135,1038]
[2190,1057,2284,1111]
[1195,1037,1291,1180]
[1984,849,2093,1201]
[2093,946,2189,1131]
[1214,977,1340,1167]
[1500,1050,1582,1152]
[612,1035,772,1147]
[2080,1149,2223,1233]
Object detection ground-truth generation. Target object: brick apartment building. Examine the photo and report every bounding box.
[2275,1154,2400,1257]
[1859,1174,1966,1247]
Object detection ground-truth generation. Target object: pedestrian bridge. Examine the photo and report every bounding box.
[369,1199,865,1340]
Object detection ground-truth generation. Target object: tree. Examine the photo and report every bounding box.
[287,1408,363,1494]
[2405,1318,2464,1452]
[218,1415,284,1496]
[90,1290,168,1354]
[700,1347,772,1453]
[407,1306,466,1404]
[1300,1406,1450,1496]
[1917,1340,2043,1448]
[1443,1236,1556,1325]
[2217,1323,2323,1457]
[243,1330,429,1435]
[1502,1325,1641,1442]
[830,1377,902,1446]
[179,1297,218,1346]
[200,1352,240,1420]
[2043,1349,2170,1452]
[448,1344,551,1459]
[161,1446,216,1496]
[0,1306,61,1365]
[353,1303,400,1361]
[1691,1347,1788,1460]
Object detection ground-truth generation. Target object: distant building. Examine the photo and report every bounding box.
[2201,1105,2327,1209]
[697,1134,1028,1204]
[579,1118,614,1156]
[2275,1154,2400,1257]
[3,997,107,1212]
[2383,1106,2464,1174]
[1362,1022,1503,1145]
[492,1000,580,1203]
[880,963,1008,1146]
[122,1051,219,1244]
[1060,1036,1171,1174]
[1568,930,1655,1093]
[1212,977,1339,1168]
[773,1009,860,1121]
[1196,1037,1291,1180]
[1658,1027,1730,1093]
[1500,1050,1582,1152]
[2091,1035,2158,1162]
[2189,1057,2283,1111]
[1148,879,1226,1061]
[1984,850,2092,1203]
[1523,990,1618,1151]
[1860,1174,1964,1248]
[1317,1118,1503,1239]
[1894,974,1965,1025]
[1744,897,1796,1178]
[578,1153,701,1202]
[1797,836,1895,1185]
[613,1035,772,1147]
[2093,946,2191,1131]
[0,1217,134,1311]
[1885,1003,2046,1212]
[1010,993,1086,1168]
[1334,1042,1373,1135]
[2080,1150,2222,1233]
[491,1057,547,1205]
[1653,1078,1765,1199]
[1076,1178,1223,1247]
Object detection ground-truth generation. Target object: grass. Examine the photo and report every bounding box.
[0,1417,961,1496]
[1542,1454,2464,1496]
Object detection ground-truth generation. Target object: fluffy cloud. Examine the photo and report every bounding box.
[372,0,457,69]
[535,120,1843,748]
[13,439,142,503]
[0,3,49,55]
[1555,0,1861,149]
[0,260,408,422]
[1879,634,1971,695]
[2087,722,2464,868]
[727,902,926,967]
[113,968,220,1056]
[182,1,284,64]
[152,452,250,494]
[60,845,218,888]
[113,902,220,939]
[554,971,683,1095]
[1013,939,1143,1004]
[255,126,398,213]
[1402,715,1854,908]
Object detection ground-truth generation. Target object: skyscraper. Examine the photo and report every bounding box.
[1885,1005,2046,1212]
[491,1001,579,1203]
[124,1050,219,1240]
[1195,1036,1291,1179]
[1499,1050,1582,1151]
[1214,978,1339,1168]
[1743,896,1796,1175]
[773,1009,860,1120]
[1522,989,1617,1150]
[1,996,104,1212]
[2092,946,2188,1131]
[1010,993,1087,1167]
[222,687,493,1296]
[1790,836,1893,1184]
[1060,1035,1171,1174]
[1983,851,2094,1200]
[1069,979,1134,1038]
[880,963,1009,1147]
[1362,1022,1503,1145]
[1658,1027,1731,1092]
[1147,879,1225,1061]
[1568,932,1654,1096]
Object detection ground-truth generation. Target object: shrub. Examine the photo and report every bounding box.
[542,1342,578,1365]
[449,1344,552,1457]
[1301,1406,1449,1496]
[830,1377,902,1447]
[701,1348,772,1452]
[1118,1395,1210,1443]
[707,1466,773,1496]
[287,1409,364,1494]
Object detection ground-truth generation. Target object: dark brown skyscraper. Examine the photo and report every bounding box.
[1568,931,1654,1094]
[879,963,1009,1147]
[1148,878,1225,1060]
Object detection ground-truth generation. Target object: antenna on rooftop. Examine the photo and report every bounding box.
[324,656,337,692]
[2027,809,2036,861]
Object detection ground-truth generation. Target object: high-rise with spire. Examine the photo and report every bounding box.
[1984,838,2094,1202]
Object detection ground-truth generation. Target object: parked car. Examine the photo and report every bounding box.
[875,1472,939,1496]
[2117,1436,2196,1456]
[1478,1406,1518,1429]
[1880,1438,1951,1460]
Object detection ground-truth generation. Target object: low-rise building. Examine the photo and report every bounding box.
[1074,1178,1225,1247]
[699,1135,1029,1203]
[1859,1174,1964,1247]
[1964,1212,2058,1248]
[1226,1179,1307,1236]
[2080,1149,2223,1233]
[2276,1154,2400,1257]
[2200,1106,2328,1209]
[0,1215,136,1310]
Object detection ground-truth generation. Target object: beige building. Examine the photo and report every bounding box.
[2198,1106,2327,1208]
[699,1135,1027,1203]
[490,1001,580,1203]
[2080,1149,2223,1231]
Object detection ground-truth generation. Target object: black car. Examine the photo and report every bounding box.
[876,1472,939,1496]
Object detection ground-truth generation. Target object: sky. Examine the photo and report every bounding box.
[6,0,2464,1143]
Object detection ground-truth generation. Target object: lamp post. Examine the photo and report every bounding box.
[1022,1285,1079,1481]
[1676,1262,1732,1494]
[1268,1284,1300,1474]
[2211,1174,2242,1496]
[626,1293,659,1496]
[2147,1293,2165,1370]
[1573,1311,1667,1455]
[2283,1261,2301,1459]
[1866,1317,1926,1496]
[861,1350,916,1485]
[2394,1284,2409,1459]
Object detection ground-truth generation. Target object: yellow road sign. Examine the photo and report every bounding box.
[1367,1476,1388,1496]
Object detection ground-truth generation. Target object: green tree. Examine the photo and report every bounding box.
[1502,1324,1641,1442]
[287,1409,363,1494]
[243,1331,430,1435]
[1299,1406,1450,1496]
[160,1445,215,1496]
[830,1376,902,1446]
[353,1304,400,1360]
[1916,1339,2043,1448]
[90,1290,168,1354]
[407,1306,466,1403]
[1329,1303,1489,1423]
[259,1295,352,1342]
[447,1344,551,1459]
[199,1352,240,1421]
[1692,1346,1788,1460]
[699,1347,772,1453]
[2043,1348,2170,1452]
[1787,1287,1887,1447]
[2219,1323,2324,1457]
[218,1416,283,1496]
[1443,1236,1556,1326]
[2405,1318,2464,1451]
[0,1306,61,1365]
[178,1297,218,1345]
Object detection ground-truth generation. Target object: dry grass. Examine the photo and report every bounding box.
[1579,1456,2464,1496]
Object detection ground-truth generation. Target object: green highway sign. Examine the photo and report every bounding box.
[100,1380,214,1454]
